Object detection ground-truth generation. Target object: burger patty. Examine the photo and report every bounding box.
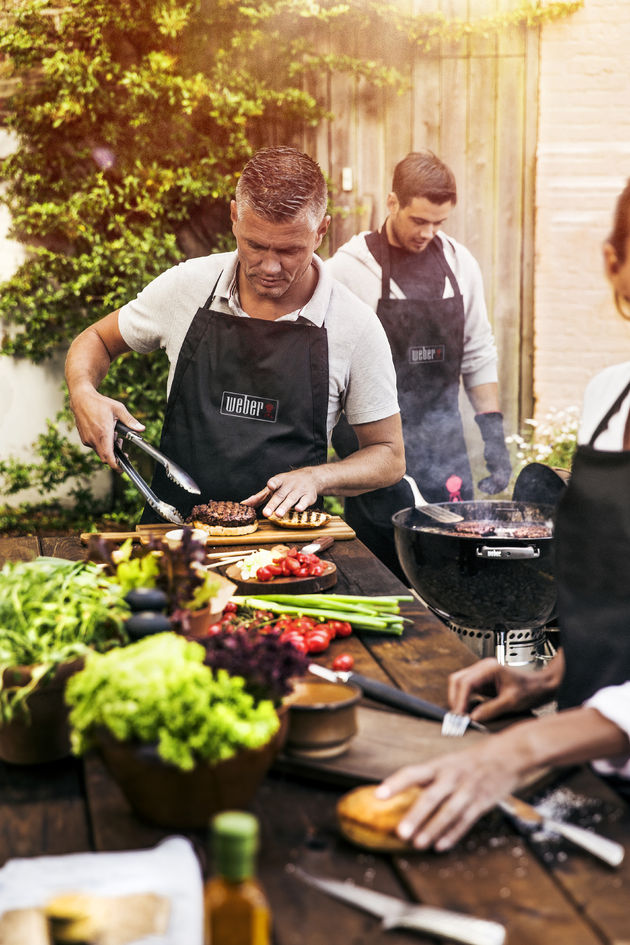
[187,501,257,528]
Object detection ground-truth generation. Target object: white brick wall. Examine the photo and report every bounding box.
[534,0,630,417]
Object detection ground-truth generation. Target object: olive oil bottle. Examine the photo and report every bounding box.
[204,811,271,945]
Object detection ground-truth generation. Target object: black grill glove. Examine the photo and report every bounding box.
[475,411,512,494]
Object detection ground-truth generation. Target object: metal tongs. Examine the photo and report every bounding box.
[113,420,200,524]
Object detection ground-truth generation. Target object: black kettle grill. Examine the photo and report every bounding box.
[392,500,557,666]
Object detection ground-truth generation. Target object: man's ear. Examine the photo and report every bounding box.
[230,200,238,226]
[386,191,399,214]
[315,214,331,247]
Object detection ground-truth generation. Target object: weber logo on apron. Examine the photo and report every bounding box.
[221,391,279,422]
[408,344,445,364]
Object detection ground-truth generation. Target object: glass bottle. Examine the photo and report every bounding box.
[204,811,271,945]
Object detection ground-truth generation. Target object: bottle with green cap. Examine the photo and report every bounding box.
[204,810,271,945]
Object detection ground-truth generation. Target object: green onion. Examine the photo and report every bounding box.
[230,593,409,635]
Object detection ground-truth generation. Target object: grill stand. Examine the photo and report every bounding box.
[445,620,556,669]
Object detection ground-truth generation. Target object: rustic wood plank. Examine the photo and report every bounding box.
[253,773,442,945]
[397,811,603,945]
[522,766,630,945]
[39,535,85,561]
[0,758,90,866]
[0,536,40,568]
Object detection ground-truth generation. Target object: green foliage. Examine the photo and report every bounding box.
[0,556,129,720]
[65,632,280,770]
[0,0,583,532]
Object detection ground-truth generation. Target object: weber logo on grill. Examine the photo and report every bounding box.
[408,345,445,364]
[221,391,278,422]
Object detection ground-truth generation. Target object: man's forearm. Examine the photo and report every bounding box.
[313,443,406,497]
[65,326,113,405]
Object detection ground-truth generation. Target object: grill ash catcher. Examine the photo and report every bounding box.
[392,500,557,668]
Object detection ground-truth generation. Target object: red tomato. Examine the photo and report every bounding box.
[305,630,330,654]
[280,632,308,654]
[294,566,310,577]
[309,563,324,576]
[256,566,273,581]
[223,601,238,613]
[284,556,301,572]
[267,563,283,576]
[332,653,354,672]
[331,620,353,638]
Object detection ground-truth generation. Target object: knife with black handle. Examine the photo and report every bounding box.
[308,664,487,732]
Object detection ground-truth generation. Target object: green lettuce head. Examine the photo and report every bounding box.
[65,633,279,771]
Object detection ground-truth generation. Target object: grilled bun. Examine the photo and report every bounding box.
[336,784,422,851]
[269,509,330,529]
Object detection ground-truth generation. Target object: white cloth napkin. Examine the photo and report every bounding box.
[0,836,203,945]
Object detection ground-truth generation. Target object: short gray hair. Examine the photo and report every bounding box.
[235,147,328,227]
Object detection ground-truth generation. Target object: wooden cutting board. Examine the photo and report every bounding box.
[274,705,486,787]
[225,560,337,594]
[81,516,355,546]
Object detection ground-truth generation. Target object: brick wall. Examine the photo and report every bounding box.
[534,0,630,418]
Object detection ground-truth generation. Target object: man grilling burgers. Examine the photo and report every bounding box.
[65,147,405,522]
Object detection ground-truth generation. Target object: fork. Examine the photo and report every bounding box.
[441,711,473,737]
[404,475,464,525]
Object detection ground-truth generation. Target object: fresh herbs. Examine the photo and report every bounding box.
[90,530,228,631]
[200,628,309,708]
[66,633,280,771]
[0,557,129,721]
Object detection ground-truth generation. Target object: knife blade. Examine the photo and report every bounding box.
[308,663,488,732]
[498,795,624,867]
[294,868,506,945]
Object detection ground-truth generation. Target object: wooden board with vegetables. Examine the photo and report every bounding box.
[223,543,338,594]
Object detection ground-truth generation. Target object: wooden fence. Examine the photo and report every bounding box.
[296,5,540,433]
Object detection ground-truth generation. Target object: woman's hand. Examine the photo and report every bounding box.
[448,653,564,723]
[376,737,524,852]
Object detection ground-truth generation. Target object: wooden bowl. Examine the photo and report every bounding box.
[94,719,286,829]
[283,678,361,759]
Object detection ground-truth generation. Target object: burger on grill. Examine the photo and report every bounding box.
[336,783,422,851]
[187,501,258,536]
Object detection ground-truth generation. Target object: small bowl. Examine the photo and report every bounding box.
[284,678,361,759]
[164,528,208,549]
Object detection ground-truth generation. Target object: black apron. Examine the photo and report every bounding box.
[141,276,329,523]
[336,231,471,580]
[556,377,630,709]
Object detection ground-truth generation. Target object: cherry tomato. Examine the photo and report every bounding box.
[331,620,353,638]
[280,632,308,654]
[305,630,330,653]
[309,563,324,576]
[332,653,354,672]
[256,566,273,581]
[284,556,301,572]
[294,566,310,577]
[223,601,238,613]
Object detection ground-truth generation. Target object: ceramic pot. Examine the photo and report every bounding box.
[95,713,286,829]
[283,678,361,759]
[0,659,83,765]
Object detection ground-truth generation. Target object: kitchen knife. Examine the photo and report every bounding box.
[294,868,506,945]
[308,663,488,732]
[498,795,625,867]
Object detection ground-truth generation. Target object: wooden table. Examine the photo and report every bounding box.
[1,533,629,945]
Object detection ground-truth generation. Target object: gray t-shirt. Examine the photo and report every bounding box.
[118,251,399,438]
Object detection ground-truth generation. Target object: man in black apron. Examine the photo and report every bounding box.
[328,151,511,580]
[65,147,405,521]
